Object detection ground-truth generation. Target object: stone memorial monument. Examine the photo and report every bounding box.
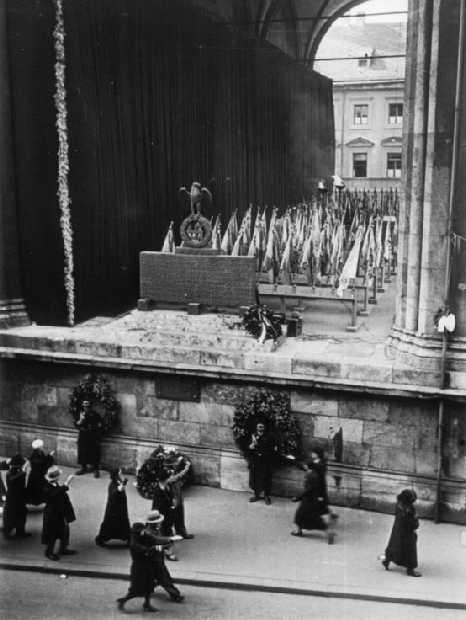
[138,182,256,311]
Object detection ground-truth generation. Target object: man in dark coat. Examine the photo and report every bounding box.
[151,469,178,561]
[165,450,194,539]
[116,510,184,612]
[26,439,55,505]
[382,489,421,577]
[95,468,130,546]
[42,466,77,560]
[3,454,30,539]
[75,399,102,478]
[248,422,277,505]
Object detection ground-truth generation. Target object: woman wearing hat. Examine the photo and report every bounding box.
[3,454,30,539]
[382,489,421,577]
[116,510,184,612]
[41,466,77,560]
[291,451,334,543]
[26,439,55,506]
[95,468,130,546]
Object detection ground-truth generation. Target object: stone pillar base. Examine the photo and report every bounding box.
[0,298,30,329]
[387,326,466,388]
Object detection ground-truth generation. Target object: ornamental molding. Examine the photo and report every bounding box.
[381,136,403,147]
[345,137,375,148]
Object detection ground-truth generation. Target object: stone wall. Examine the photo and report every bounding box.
[1,358,464,522]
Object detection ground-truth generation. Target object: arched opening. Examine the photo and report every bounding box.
[314,0,407,188]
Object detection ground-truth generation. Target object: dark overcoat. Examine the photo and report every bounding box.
[151,485,175,536]
[96,480,130,542]
[385,502,419,569]
[41,482,76,544]
[3,469,27,533]
[76,410,102,466]
[248,433,276,494]
[127,524,172,596]
[294,468,327,531]
[26,450,54,505]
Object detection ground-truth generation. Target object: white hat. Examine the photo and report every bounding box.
[145,510,164,524]
[32,439,44,450]
[45,466,62,481]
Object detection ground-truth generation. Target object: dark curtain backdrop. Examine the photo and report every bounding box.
[7,0,334,324]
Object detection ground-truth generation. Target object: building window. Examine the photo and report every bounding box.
[354,104,369,125]
[388,103,403,124]
[353,152,367,177]
[386,152,402,178]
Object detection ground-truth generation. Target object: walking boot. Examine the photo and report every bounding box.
[142,602,158,612]
[407,568,422,577]
[116,598,126,611]
[75,468,87,475]
[249,495,260,502]
[264,496,271,505]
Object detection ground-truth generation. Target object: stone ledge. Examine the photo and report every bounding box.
[0,344,461,400]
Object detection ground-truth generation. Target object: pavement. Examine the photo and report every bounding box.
[1,466,466,611]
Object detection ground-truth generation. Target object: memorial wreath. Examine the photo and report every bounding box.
[232,388,302,462]
[136,446,192,500]
[69,374,120,433]
[242,305,283,343]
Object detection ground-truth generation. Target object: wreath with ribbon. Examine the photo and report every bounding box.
[136,446,193,500]
[232,388,302,463]
[69,374,120,434]
[242,305,283,342]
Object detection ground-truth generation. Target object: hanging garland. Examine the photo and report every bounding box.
[53,0,75,326]
[69,374,120,433]
[232,388,302,462]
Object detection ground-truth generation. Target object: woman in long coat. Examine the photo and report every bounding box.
[26,439,55,505]
[291,456,330,541]
[42,466,76,560]
[382,489,421,577]
[95,468,130,546]
[3,455,29,539]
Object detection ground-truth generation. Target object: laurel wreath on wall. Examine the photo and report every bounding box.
[232,388,302,462]
[69,374,120,434]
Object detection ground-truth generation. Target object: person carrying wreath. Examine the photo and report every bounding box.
[75,399,102,478]
[165,449,194,539]
[95,468,131,546]
[382,489,421,577]
[151,468,179,561]
[248,421,277,505]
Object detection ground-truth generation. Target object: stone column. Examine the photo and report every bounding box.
[0,0,29,328]
[394,0,420,330]
[404,0,434,333]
